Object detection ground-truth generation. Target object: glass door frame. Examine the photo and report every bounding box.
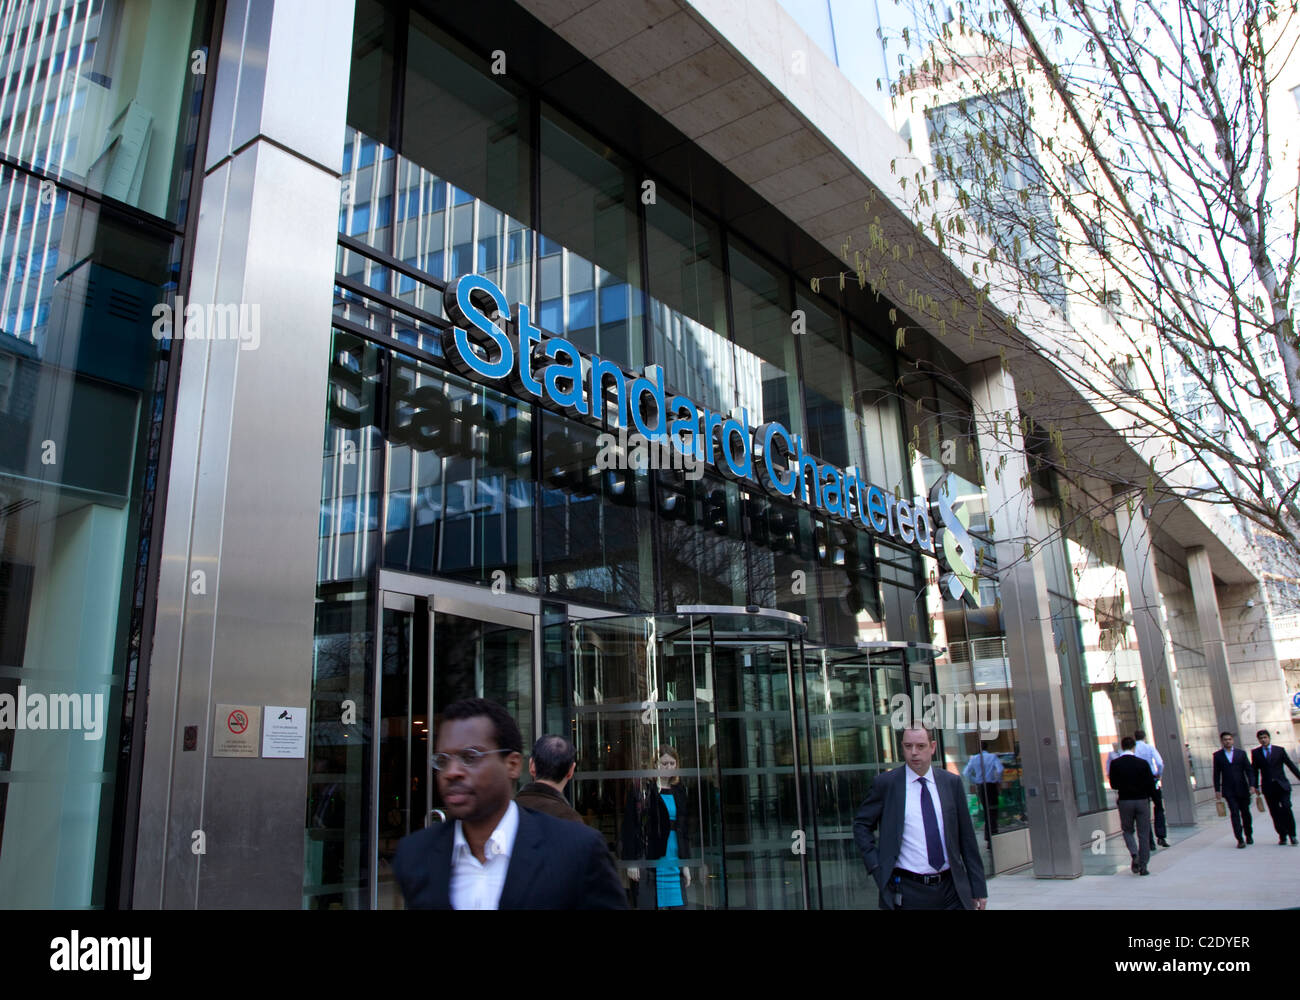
[372,570,542,909]
[675,605,812,909]
[784,639,946,909]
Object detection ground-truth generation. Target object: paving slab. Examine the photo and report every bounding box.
[989,800,1300,909]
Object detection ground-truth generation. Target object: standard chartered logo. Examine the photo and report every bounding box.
[931,475,980,607]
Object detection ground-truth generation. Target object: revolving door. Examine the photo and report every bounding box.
[548,606,944,909]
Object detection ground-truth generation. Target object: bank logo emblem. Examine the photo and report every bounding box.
[931,474,980,607]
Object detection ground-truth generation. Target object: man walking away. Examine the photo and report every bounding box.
[1251,730,1300,846]
[1213,731,1256,848]
[962,745,1004,842]
[1133,730,1168,848]
[517,734,584,823]
[1109,736,1156,875]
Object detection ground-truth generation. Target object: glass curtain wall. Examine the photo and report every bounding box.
[312,0,958,905]
[644,192,749,611]
[907,375,1028,840]
[0,0,210,907]
[329,2,914,636]
[0,0,205,224]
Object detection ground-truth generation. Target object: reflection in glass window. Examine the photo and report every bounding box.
[746,496,823,639]
[0,170,177,905]
[644,193,732,416]
[852,325,906,494]
[729,240,800,435]
[539,108,643,371]
[403,14,529,227]
[539,411,653,610]
[798,293,859,471]
[656,471,747,610]
[0,0,210,222]
[381,351,537,592]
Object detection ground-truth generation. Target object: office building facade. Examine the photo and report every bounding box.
[0,0,1292,908]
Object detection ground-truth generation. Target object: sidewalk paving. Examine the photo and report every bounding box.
[989,799,1300,909]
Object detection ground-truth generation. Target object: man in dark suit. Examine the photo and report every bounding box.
[392,698,625,909]
[853,723,988,910]
[1108,736,1157,875]
[1213,731,1257,848]
[516,734,583,823]
[1251,729,1300,845]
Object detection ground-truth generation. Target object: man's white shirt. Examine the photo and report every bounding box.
[898,767,950,874]
[449,800,519,909]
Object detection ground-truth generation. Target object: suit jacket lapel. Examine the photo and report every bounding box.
[497,808,544,909]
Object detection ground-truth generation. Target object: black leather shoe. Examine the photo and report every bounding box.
[1246,835,1253,844]
[1157,839,1169,847]
[1281,836,1288,845]
[1236,840,1246,849]
[1290,836,1298,845]
[1131,858,1140,873]
[1139,867,1150,875]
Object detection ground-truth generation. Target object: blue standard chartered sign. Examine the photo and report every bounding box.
[442,274,980,606]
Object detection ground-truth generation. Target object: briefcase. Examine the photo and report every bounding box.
[1215,799,1227,817]
[1256,794,1267,813]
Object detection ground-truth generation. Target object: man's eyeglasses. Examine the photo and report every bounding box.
[431,748,514,771]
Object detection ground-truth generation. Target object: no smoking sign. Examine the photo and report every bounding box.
[213,704,261,757]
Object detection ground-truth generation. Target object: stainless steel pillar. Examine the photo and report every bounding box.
[1112,495,1195,825]
[1185,546,1239,737]
[133,0,355,908]
[967,359,1082,878]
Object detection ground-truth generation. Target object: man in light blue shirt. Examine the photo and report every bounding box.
[963,746,1004,842]
[1134,730,1169,848]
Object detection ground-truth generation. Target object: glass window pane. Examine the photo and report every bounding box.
[539,411,654,609]
[798,293,858,470]
[644,193,732,416]
[403,14,529,228]
[382,351,538,592]
[0,0,211,222]
[539,108,643,371]
[729,241,800,436]
[0,170,176,905]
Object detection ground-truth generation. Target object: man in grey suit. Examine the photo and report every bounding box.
[853,722,988,910]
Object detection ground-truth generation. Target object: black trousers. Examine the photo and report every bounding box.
[1224,792,1253,841]
[1149,787,1167,843]
[1262,783,1297,838]
[879,870,964,910]
[976,783,999,837]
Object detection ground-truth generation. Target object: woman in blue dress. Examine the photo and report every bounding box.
[622,745,691,909]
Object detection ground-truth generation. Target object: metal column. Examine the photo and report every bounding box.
[967,359,1082,878]
[1185,546,1240,737]
[133,0,356,908]
[1112,496,1195,825]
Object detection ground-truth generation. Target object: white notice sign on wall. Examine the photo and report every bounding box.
[261,705,307,759]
